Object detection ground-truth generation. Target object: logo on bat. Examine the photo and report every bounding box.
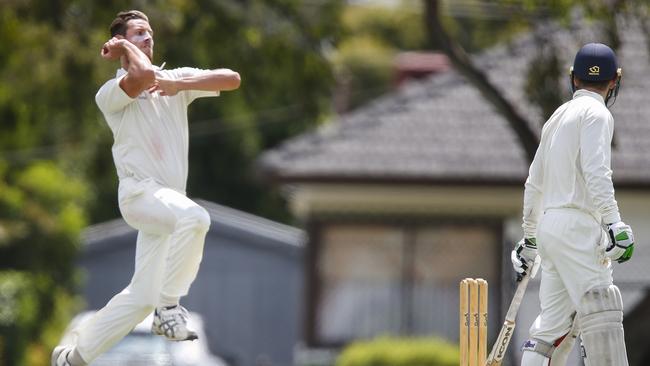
[496,324,514,358]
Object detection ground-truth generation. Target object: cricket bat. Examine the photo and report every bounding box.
[484,271,532,366]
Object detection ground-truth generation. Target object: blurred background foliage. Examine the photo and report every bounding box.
[335,336,458,366]
[0,161,87,365]
[1,0,647,364]
[1,0,343,363]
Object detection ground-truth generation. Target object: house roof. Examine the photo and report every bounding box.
[82,199,305,252]
[258,19,650,187]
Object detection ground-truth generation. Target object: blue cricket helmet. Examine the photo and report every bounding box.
[572,43,618,81]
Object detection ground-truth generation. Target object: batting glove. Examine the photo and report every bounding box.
[606,221,635,263]
[511,238,541,279]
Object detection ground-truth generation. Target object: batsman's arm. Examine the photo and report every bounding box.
[580,112,621,224]
[522,149,544,239]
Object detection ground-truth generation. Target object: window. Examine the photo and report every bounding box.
[313,222,499,345]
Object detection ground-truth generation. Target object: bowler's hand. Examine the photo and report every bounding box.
[101,37,126,60]
[148,77,180,96]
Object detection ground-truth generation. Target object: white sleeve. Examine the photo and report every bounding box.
[580,108,621,224]
[522,146,544,238]
[95,74,134,114]
[174,67,220,104]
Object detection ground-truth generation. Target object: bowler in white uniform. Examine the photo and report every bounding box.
[52,10,240,366]
[512,43,634,366]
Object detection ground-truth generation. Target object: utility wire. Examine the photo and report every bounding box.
[0,100,326,163]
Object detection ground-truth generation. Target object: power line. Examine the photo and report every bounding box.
[0,75,402,162]
[0,99,329,163]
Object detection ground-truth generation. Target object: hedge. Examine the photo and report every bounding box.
[336,336,459,366]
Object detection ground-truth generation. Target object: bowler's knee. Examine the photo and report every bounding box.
[132,293,158,313]
[181,206,211,232]
[139,304,156,316]
[127,283,161,311]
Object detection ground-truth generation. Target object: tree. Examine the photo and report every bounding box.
[422,0,636,162]
[424,0,538,161]
[159,0,343,222]
[0,1,343,363]
[0,161,87,365]
[331,1,428,111]
[1,0,344,224]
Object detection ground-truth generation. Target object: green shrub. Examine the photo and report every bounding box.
[336,336,459,366]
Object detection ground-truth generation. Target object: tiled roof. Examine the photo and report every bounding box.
[258,19,650,186]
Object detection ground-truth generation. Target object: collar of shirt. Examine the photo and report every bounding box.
[572,88,605,105]
[115,62,166,78]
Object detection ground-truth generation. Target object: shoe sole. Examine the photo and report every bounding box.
[151,327,199,341]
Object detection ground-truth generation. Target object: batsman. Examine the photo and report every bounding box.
[512,43,634,366]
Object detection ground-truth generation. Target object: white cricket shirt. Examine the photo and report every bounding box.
[522,89,621,238]
[96,66,218,193]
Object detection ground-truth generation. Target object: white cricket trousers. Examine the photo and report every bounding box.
[527,208,613,347]
[73,177,210,363]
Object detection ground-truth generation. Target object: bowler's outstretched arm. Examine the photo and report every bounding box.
[150,69,241,96]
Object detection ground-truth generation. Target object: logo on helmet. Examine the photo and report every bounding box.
[588,66,600,76]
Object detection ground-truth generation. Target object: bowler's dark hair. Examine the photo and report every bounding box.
[110,10,149,37]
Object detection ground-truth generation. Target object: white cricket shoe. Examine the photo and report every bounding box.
[151,305,198,341]
[51,345,72,366]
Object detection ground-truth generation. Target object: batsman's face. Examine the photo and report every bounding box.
[125,19,154,60]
